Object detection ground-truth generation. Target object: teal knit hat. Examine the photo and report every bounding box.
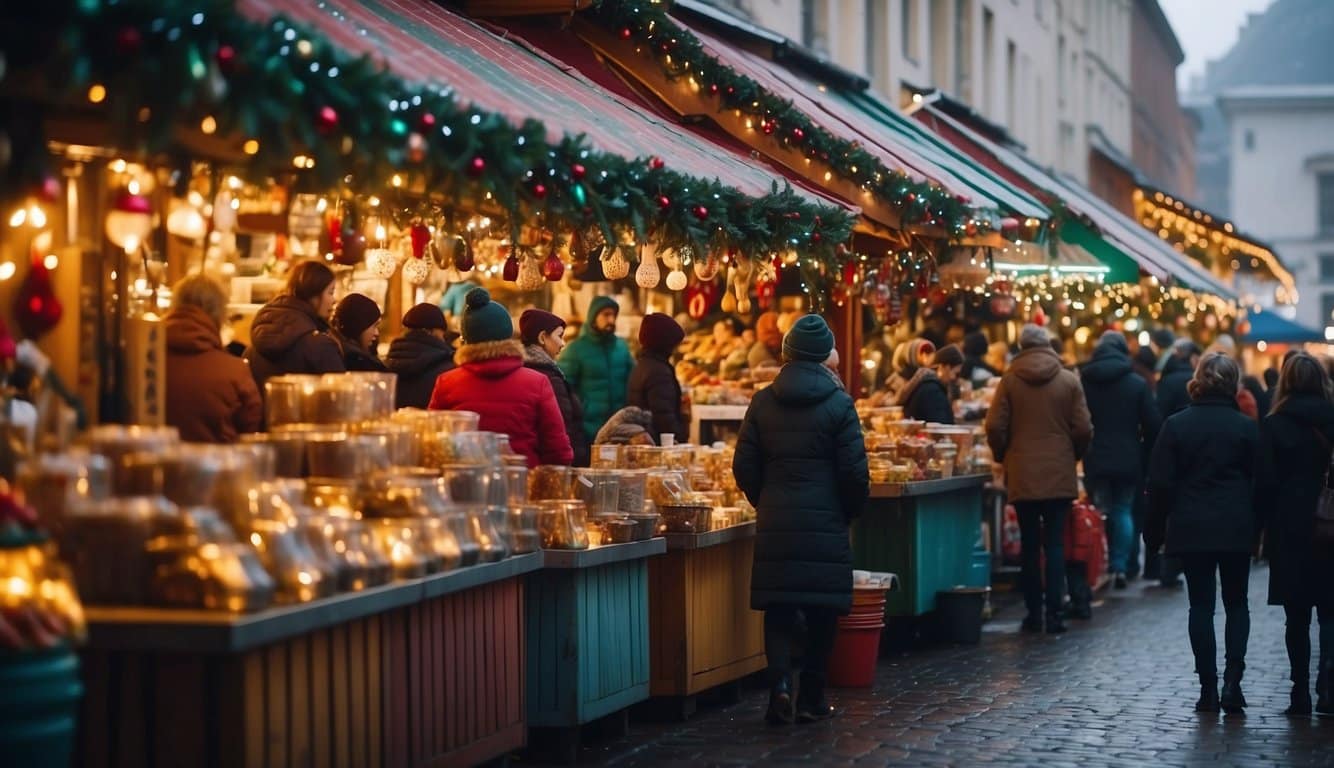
[461,288,513,344]
[783,314,834,362]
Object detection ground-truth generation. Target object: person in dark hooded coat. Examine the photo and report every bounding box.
[899,344,962,425]
[1157,339,1201,421]
[244,260,345,393]
[733,314,868,727]
[1255,352,1334,716]
[559,296,633,441]
[1080,331,1161,590]
[628,313,688,443]
[520,308,590,467]
[330,293,388,373]
[385,304,457,409]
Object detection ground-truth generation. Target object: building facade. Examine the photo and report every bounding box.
[1129,0,1194,198]
[1221,86,1334,330]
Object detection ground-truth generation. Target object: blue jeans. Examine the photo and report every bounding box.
[1088,478,1137,574]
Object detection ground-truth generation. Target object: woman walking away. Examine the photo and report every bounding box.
[1148,352,1258,715]
[1255,352,1334,716]
[734,315,868,726]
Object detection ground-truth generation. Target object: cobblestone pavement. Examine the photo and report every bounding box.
[523,566,1334,767]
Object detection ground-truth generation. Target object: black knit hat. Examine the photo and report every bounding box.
[461,288,513,344]
[783,314,834,362]
[933,344,964,368]
[639,313,685,354]
[520,309,565,345]
[331,293,382,338]
[402,303,447,331]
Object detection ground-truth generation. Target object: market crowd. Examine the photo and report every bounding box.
[160,263,1333,725]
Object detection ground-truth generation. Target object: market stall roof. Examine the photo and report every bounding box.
[235,0,853,211]
[911,98,1237,301]
[1242,307,1326,344]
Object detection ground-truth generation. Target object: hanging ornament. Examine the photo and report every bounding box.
[215,44,237,74]
[720,289,737,314]
[516,255,545,291]
[738,296,753,314]
[543,250,566,282]
[16,255,62,339]
[166,204,207,241]
[665,268,688,292]
[602,246,631,280]
[336,232,367,266]
[407,132,427,164]
[532,182,547,200]
[316,106,339,135]
[656,195,671,211]
[692,205,709,221]
[467,156,486,178]
[1032,306,1048,327]
[635,251,661,288]
[366,248,398,279]
[409,223,431,259]
[693,251,722,281]
[402,257,432,286]
[502,252,520,281]
[648,156,664,171]
[685,280,718,320]
[454,235,475,272]
[572,183,587,206]
[570,164,586,181]
[105,190,153,252]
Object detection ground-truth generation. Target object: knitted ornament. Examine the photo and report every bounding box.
[402,257,432,286]
[516,255,545,292]
[665,268,688,291]
[635,251,661,288]
[366,248,398,279]
[603,247,631,280]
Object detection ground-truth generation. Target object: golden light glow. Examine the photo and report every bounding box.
[0,262,16,281]
[200,115,217,135]
[243,139,260,155]
[87,84,107,103]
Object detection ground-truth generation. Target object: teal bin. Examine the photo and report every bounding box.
[0,647,83,768]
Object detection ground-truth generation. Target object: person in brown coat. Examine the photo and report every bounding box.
[165,274,262,443]
[985,323,1093,635]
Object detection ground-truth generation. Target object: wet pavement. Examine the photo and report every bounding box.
[520,565,1334,767]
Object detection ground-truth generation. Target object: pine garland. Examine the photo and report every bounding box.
[0,0,855,264]
[585,0,978,236]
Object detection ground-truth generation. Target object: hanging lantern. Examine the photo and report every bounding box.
[366,248,398,279]
[402,257,432,286]
[516,254,545,291]
[166,203,207,241]
[665,268,688,291]
[105,191,152,251]
[602,246,631,280]
[635,250,661,288]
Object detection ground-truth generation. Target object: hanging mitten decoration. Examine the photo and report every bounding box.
[16,254,62,339]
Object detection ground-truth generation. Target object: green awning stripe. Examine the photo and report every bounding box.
[1060,218,1142,284]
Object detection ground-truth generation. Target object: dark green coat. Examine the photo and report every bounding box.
[558,296,634,440]
[733,361,869,613]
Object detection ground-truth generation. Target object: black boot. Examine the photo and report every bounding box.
[1045,614,1067,634]
[1221,668,1247,715]
[795,671,834,723]
[1286,683,1313,716]
[1196,681,1220,713]
[1318,664,1334,716]
[766,676,794,726]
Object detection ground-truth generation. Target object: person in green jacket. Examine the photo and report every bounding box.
[559,296,634,441]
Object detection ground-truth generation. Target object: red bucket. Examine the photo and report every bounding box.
[828,623,883,688]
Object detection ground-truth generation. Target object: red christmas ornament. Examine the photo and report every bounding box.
[334,232,366,266]
[648,156,664,171]
[543,251,565,282]
[316,106,339,135]
[1032,306,1048,327]
[620,27,632,39]
[37,176,60,203]
[419,113,436,130]
[454,238,475,271]
[756,276,776,310]
[761,121,775,135]
[792,127,805,141]
[810,231,822,243]
[571,164,586,181]
[533,183,548,199]
[657,195,671,210]
[409,223,431,259]
[467,156,486,177]
[216,44,237,73]
[502,253,520,282]
[708,84,719,95]
[115,26,143,56]
[15,256,63,339]
[692,206,709,221]
[906,193,917,203]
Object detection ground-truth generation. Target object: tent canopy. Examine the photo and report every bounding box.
[1243,307,1326,344]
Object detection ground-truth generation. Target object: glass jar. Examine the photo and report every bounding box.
[508,505,541,554]
[440,464,486,504]
[305,433,380,479]
[61,497,180,606]
[246,518,331,603]
[309,376,372,424]
[452,431,499,465]
[242,430,307,479]
[84,425,179,496]
[867,455,893,484]
[573,469,621,517]
[160,446,224,507]
[419,517,463,571]
[352,423,419,468]
[645,470,689,507]
[589,444,621,469]
[304,479,361,519]
[503,464,529,506]
[147,539,275,612]
[470,506,510,563]
[536,500,589,550]
[367,518,440,579]
[624,445,666,469]
[447,511,481,567]
[17,451,111,538]
[343,372,397,419]
[362,474,440,519]
[264,374,320,427]
[933,441,958,478]
[528,465,573,502]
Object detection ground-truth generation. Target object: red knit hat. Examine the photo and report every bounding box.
[519,309,565,345]
[638,313,685,354]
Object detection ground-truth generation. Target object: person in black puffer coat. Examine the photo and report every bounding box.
[1157,340,1201,421]
[520,309,590,467]
[1148,352,1259,716]
[385,304,457,410]
[628,314,687,444]
[734,314,868,727]
[244,260,345,394]
[1255,352,1334,716]
[899,344,962,425]
[1080,331,1161,592]
[330,293,388,373]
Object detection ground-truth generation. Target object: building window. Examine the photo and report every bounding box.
[954,0,973,102]
[901,0,920,62]
[1006,39,1016,133]
[1244,130,1255,151]
[1321,173,1334,235]
[1320,254,1334,283]
[1322,293,1334,324]
[983,8,995,115]
[1057,34,1067,107]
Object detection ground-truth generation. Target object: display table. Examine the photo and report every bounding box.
[525,539,666,762]
[688,404,748,445]
[851,475,989,617]
[648,522,765,718]
[77,553,543,768]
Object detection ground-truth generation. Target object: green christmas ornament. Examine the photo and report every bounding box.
[572,183,586,206]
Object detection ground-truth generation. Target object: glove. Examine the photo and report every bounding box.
[15,340,50,378]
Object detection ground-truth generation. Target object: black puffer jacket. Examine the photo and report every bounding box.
[734,361,869,613]
[627,351,687,444]
[1156,354,1193,421]
[332,331,388,374]
[524,344,591,466]
[243,295,345,393]
[385,330,456,409]
[1256,393,1334,608]
[897,367,953,425]
[1147,395,1259,556]
[1079,345,1161,483]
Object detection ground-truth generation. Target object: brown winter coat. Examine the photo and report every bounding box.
[165,305,263,443]
[985,346,1093,502]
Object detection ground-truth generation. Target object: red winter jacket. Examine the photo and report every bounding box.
[428,339,574,468]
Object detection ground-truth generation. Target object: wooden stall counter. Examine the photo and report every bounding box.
[525,539,666,762]
[79,553,543,768]
[648,521,766,719]
[853,475,989,618]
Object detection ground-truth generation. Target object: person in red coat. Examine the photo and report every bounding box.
[428,288,572,468]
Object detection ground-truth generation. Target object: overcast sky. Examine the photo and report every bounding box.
[1159,0,1275,90]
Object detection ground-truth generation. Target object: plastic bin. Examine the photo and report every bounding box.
[935,586,990,645]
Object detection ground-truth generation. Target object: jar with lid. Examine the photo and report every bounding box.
[536,500,590,550]
[160,445,224,507]
[508,505,541,554]
[469,506,510,563]
[264,374,320,427]
[933,441,958,478]
[246,518,331,603]
[615,470,648,515]
[61,497,180,605]
[17,451,111,538]
[624,445,666,469]
[84,425,179,496]
[147,538,275,612]
[309,376,371,424]
[589,444,621,469]
[645,470,689,507]
[573,469,620,517]
[528,465,573,501]
[367,518,440,579]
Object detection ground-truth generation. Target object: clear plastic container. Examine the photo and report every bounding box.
[367,518,440,579]
[528,465,573,501]
[309,376,372,424]
[61,497,181,606]
[17,450,112,537]
[84,425,179,496]
[646,470,689,507]
[574,469,621,517]
[624,445,666,469]
[447,511,481,566]
[440,464,487,504]
[452,431,500,465]
[242,430,307,478]
[343,372,397,419]
[420,517,463,571]
[352,423,419,468]
[589,444,622,469]
[504,465,529,506]
[508,505,541,554]
[160,446,224,507]
[615,470,648,515]
[305,433,379,479]
[147,539,275,612]
[246,518,331,603]
[469,506,510,563]
[264,375,320,427]
[536,500,590,550]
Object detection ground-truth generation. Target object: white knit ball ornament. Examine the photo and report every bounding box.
[366,248,398,279]
[603,247,631,280]
[402,257,432,286]
[635,254,661,288]
[516,257,546,291]
[665,268,688,291]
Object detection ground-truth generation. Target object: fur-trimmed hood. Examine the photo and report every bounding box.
[455,338,524,377]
